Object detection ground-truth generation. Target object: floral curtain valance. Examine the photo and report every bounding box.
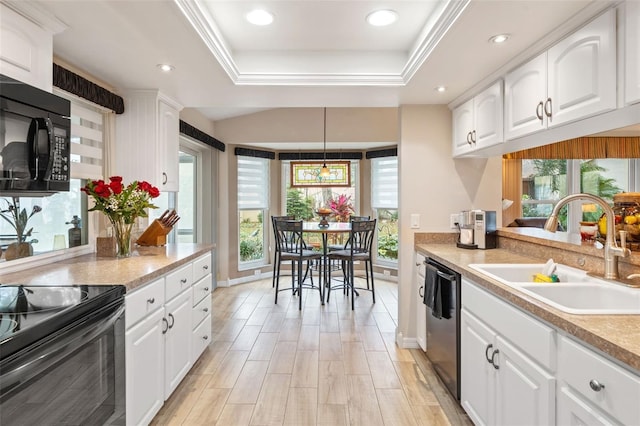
[290,161,351,187]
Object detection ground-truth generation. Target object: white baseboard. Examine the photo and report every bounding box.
[396,331,420,349]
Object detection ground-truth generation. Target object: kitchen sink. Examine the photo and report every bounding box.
[468,263,640,315]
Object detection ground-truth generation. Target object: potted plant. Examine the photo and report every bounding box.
[0,197,41,260]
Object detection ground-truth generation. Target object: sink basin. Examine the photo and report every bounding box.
[468,263,640,315]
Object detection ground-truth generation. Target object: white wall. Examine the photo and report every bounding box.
[396,105,501,347]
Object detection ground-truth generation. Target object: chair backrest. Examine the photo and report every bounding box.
[271,215,295,252]
[273,219,305,255]
[349,219,377,255]
[350,215,370,222]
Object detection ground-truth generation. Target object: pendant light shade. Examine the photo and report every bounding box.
[320,107,330,178]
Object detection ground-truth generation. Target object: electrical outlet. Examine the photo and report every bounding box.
[450,213,460,229]
[410,214,420,229]
[383,270,391,277]
[254,270,261,276]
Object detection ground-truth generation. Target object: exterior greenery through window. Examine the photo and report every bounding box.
[522,159,631,231]
[238,156,269,265]
[371,157,398,263]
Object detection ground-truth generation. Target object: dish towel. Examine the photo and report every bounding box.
[424,264,442,319]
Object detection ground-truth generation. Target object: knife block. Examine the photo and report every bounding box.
[136,219,172,246]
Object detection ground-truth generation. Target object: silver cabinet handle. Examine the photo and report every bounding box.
[162,172,168,185]
[204,287,209,291]
[589,379,605,392]
[147,297,155,304]
[418,285,424,298]
[203,335,209,340]
[466,131,473,145]
[168,313,175,329]
[544,97,552,121]
[471,130,476,144]
[490,349,500,370]
[203,265,209,270]
[536,101,544,121]
[485,344,494,363]
[162,317,169,334]
[180,278,187,284]
[203,308,209,313]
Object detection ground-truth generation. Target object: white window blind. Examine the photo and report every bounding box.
[237,156,269,209]
[371,156,398,208]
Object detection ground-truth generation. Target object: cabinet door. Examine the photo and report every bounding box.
[415,254,427,351]
[557,386,618,426]
[548,9,616,126]
[461,310,496,426]
[495,335,555,426]
[191,313,212,364]
[626,0,640,105]
[157,99,180,192]
[164,289,193,399]
[474,80,504,149]
[504,52,547,140]
[452,98,474,156]
[125,308,165,426]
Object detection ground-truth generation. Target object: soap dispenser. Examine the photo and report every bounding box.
[66,215,82,247]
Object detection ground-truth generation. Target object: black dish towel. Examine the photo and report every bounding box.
[423,264,442,318]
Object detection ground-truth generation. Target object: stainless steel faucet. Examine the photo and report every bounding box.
[544,193,630,280]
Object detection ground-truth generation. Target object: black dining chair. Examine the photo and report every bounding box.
[273,219,324,310]
[327,215,373,288]
[326,218,377,310]
[271,215,295,288]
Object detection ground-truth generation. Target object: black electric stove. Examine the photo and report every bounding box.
[0,284,126,361]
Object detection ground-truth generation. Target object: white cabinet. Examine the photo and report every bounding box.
[505,9,616,139]
[461,279,555,425]
[125,279,165,426]
[115,91,183,191]
[557,335,640,425]
[0,3,62,91]
[626,0,640,105]
[191,253,212,364]
[452,80,503,157]
[414,253,427,351]
[163,288,193,399]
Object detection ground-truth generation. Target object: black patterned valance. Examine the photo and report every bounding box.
[53,63,124,114]
[234,147,276,159]
[278,151,363,161]
[366,147,397,159]
[179,120,226,152]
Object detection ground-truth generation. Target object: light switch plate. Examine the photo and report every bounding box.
[410,214,420,229]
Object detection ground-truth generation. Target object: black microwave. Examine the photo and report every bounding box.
[0,74,71,196]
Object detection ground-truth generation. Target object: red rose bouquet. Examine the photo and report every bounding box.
[82,176,160,256]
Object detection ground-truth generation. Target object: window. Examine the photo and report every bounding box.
[521,159,636,231]
[176,150,197,242]
[238,156,269,267]
[371,156,398,264]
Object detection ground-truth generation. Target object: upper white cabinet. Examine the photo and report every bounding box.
[452,80,503,157]
[626,0,640,105]
[505,9,616,140]
[0,3,64,91]
[115,91,183,191]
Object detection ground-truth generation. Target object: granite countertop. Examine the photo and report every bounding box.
[0,243,214,292]
[415,243,640,372]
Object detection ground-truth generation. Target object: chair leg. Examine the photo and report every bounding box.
[349,260,355,310]
[369,258,376,304]
[297,259,303,310]
[365,260,370,290]
[272,252,279,288]
[274,258,281,304]
[326,260,332,303]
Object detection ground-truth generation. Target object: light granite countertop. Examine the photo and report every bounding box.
[0,243,214,292]
[415,243,640,373]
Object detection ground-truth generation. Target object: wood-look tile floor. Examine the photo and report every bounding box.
[151,277,472,426]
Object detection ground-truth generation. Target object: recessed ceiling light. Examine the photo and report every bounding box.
[435,86,446,93]
[366,9,398,27]
[489,34,510,44]
[157,64,174,72]
[246,9,274,26]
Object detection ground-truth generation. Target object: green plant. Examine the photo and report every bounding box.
[240,237,263,261]
[286,188,314,220]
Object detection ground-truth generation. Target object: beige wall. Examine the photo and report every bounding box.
[180,108,216,135]
[396,105,501,346]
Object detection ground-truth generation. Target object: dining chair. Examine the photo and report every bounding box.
[271,215,295,288]
[327,215,372,288]
[273,219,324,310]
[326,218,377,310]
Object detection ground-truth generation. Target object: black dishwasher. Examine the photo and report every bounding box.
[423,257,461,401]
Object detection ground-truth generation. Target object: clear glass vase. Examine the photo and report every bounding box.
[110,217,134,257]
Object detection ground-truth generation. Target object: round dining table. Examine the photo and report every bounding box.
[303,221,352,295]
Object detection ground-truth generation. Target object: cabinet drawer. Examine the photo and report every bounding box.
[558,336,640,425]
[191,313,211,364]
[192,295,211,329]
[416,254,426,279]
[125,278,165,329]
[192,274,212,306]
[165,264,193,302]
[462,279,556,370]
[193,253,212,283]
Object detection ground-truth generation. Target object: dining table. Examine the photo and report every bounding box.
[302,221,352,294]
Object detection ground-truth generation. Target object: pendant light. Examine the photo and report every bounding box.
[320,107,331,178]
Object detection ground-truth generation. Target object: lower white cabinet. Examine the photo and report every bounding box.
[461,279,555,425]
[163,288,193,399]
[415,253,427,351]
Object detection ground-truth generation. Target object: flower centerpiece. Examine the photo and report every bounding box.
[328,194,354,222]
[82,176,160,257]
[0,197,41,260]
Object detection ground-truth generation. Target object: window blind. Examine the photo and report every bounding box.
[237,156,269,209]
[371,156,398,209]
